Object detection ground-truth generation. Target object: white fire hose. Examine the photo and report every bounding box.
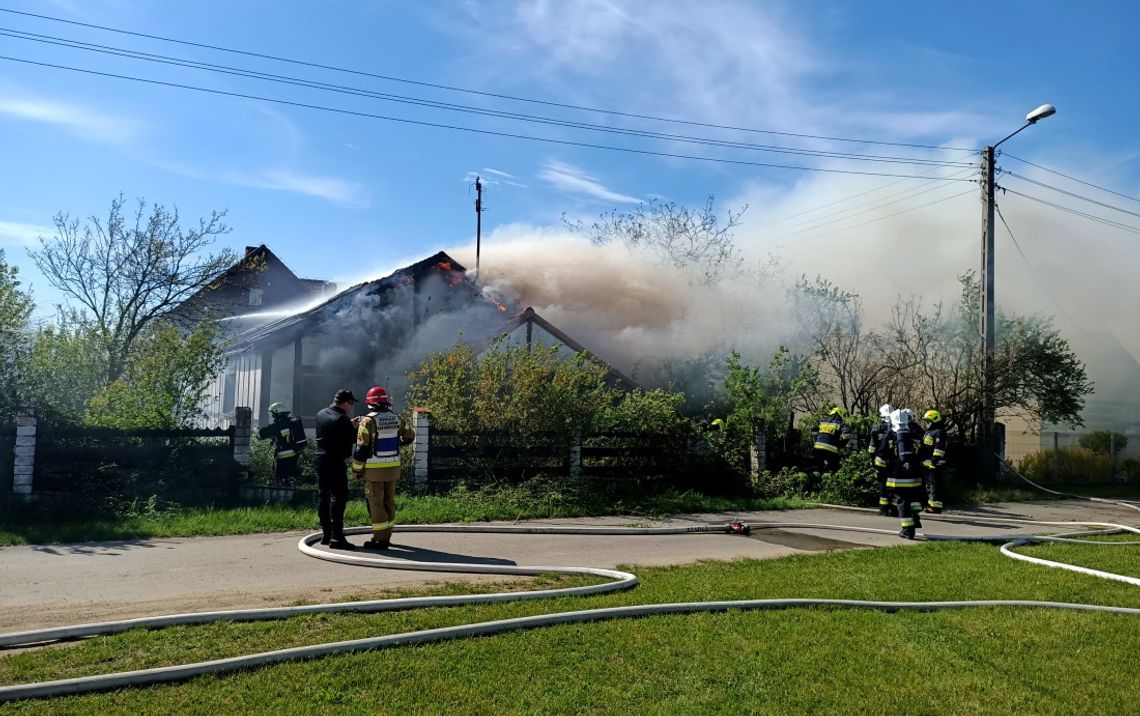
[1,463,1137,703]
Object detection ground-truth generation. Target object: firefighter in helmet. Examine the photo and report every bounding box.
[920,409,948,513]
[886,408,924,539]
[869,404,895,515]
[812,406,850,480]
[351,386,415,550]
[258,402,307,483]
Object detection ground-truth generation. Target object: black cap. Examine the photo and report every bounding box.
[333,389,357,404]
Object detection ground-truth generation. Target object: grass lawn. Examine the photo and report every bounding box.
[0,485,810,547]
[1,540,1137,714]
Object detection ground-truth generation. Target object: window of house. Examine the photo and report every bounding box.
[248,288,263,306]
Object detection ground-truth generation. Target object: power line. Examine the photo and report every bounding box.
[747,148,981,231]
[761,187,976,248]
[0,5,977,152]
[756,164,978,239]
[0,53,984,182]
[1003,153,1140,206]
[1002,187,1140,236]
[993,200,1088,335]
[1001,171,1140,220]
[0,27,975,169]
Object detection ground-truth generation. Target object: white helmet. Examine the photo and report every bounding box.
[879,404,894,422]
[890,407,914,433]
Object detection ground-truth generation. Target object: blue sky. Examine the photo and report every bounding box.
[1,0,1138,360]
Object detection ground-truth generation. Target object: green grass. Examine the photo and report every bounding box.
[1,477,1135,548]
[956,481,1140,505]
[0,483,811,547]
[1,540,1137,714]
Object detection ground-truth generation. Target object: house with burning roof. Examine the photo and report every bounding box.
[201,251,633,428]
[171,244,335,327]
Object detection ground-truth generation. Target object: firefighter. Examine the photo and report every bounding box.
[258,402,307,483]
[315,389,358,550]
[351,386,415,550]
[886,408,924,539]
[813,406,850,478]
[920,409,949,513]
[869,404,895,515]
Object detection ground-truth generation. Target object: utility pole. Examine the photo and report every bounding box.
[474,176,483,276]
[976,103,1055,478]
[979,146,996,477]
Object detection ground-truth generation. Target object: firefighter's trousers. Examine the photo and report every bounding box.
[887,469,924,534]
[923,465,944,512]
[874,467,894,515]
[362,466,399,546]
[274,455,300,483]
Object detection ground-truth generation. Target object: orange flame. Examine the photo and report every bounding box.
[492,299,508,313]
[437,261,452,270]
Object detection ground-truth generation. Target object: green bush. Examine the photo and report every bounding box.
[1077,430,1129,456]
[818,452,879,505]
[248,436,315,487]
[1018,446,1116,484]
[749,466,811,499]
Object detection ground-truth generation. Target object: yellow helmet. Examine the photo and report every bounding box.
[829,406,845,417]
[923,409,942,423]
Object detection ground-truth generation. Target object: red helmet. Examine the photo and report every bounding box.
[365,386,390,407]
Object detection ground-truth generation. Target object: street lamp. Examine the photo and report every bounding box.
[979,103,1056,476]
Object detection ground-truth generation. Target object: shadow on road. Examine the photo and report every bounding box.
[354,543,517,566]
[31,540,163,556]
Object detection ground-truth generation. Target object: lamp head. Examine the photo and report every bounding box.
[1025,104,1056,124]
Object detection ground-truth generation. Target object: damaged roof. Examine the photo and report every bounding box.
[227,250,468,352]
[493,306,639,389]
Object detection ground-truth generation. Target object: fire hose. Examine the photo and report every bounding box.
[1,466,1138,702]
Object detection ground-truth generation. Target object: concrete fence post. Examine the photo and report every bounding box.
[569,437,581,479]
[12,403,36,498]
[412,408,431,485]
[233,407,252,467]
[1052,431,1060,481]
[750,426,767,478]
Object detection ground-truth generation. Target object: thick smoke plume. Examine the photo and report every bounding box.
[449,224,794,387]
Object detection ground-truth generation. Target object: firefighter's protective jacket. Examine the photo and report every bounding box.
[351,409,415,477]
[813,414,850,454]
[886,427,923,489]
[921,426,948,470]
[258,412,307,460]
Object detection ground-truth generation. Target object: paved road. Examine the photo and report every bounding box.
[0,500,1135,632]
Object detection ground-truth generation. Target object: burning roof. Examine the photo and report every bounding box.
[226,251,473,353]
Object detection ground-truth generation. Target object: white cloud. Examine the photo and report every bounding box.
[0,221,51,248]
[237,169,370,206]
[0,96,142,144]
[538,160,639,203]
[464,169,528,189]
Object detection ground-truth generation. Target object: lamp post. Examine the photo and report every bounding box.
[979,103,1056,475]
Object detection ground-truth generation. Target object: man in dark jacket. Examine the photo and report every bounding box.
[315,389,358,550]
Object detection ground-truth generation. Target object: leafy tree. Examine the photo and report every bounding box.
[85,322,225,429]
[567,196,748,285]
[21,321,108,423]
[28,194,234,383]
[714,347,820,475]
[888,272,1091,440]
[0,250,33,419]
[1077,430,1128,456]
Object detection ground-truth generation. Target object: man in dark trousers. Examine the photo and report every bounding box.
[315,389,358,550]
